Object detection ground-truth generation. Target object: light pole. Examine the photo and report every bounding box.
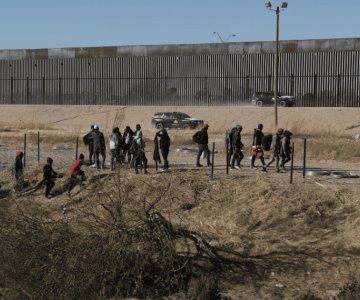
[265,1,288,128]
[213,32,236,43]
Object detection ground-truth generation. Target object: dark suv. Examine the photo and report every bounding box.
[251,91,295,107]
[151,112,204,130]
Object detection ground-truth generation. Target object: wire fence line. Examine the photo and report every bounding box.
[0,133,80,176]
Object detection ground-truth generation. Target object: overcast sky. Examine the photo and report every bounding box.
[1,0,359,49]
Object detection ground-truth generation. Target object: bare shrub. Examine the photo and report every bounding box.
[0,205,192,298]
[187,273,220,300]
[0,172,226,299]
[297,290,322,300]
[336,281,360,300]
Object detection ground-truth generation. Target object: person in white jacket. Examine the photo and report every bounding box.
[134,124,143,145]
[109,127,123,170]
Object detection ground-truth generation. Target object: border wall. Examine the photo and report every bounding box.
[0,38,360,107]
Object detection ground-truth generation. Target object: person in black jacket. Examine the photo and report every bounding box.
[14,151,24,180]
[14,151,24,190]
[43,157,57,198]
[230,125,244,170]
[280,130,292,169]
[196,124,211,167]
[250,123,267,171]
[156,129,171,170]
[91,124,106,169]
[266,128,284,172]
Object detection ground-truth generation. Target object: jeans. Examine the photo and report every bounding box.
[196,144,211,165]
[230,147,244,168]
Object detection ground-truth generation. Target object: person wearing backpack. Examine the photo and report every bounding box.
[250,124,267,172]
[156,129,171,171]
[83,125,94,165]
[109,127,123,170]
[266,128,284,172]
[280,130,292,169]
[67,154,85,195]
[230,125,244,170]
[91,124,106,169]
[195,124,211,167]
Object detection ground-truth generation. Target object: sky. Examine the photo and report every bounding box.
[0,0,359,50]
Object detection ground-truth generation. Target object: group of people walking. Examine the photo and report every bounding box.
[225,123,292,172]
[83,123,171,174]
[192,122,292,172]
[12,121,292,199]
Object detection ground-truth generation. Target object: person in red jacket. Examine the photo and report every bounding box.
[67,154,85,195]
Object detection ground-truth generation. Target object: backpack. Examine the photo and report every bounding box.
[192,131,200,143]
[262,134,273,151]
[284,130,292,138]
[83,133,91,145]
[228,127,237,146]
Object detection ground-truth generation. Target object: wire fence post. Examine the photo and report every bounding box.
[290,142,295,184]
[75,137,79,160]
[303,138,307,178]
[23,133,27,168]
[211,142,215,179]
[37,131,40,163]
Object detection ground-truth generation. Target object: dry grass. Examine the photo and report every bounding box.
[1,105,360,298]
[1,105,360,161]
[1,168,360,299]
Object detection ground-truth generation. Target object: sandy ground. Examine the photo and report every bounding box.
[1,105,360,299]
[0,105,360,135]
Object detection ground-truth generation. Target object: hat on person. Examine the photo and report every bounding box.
[93,124,99,130]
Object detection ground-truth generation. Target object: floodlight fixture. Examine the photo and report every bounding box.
[281,2,288,9]
[213,32,236,43]
[265,2,272,9]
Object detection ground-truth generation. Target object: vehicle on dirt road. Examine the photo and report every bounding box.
[251,91,295,107]
[151,112,204,130]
